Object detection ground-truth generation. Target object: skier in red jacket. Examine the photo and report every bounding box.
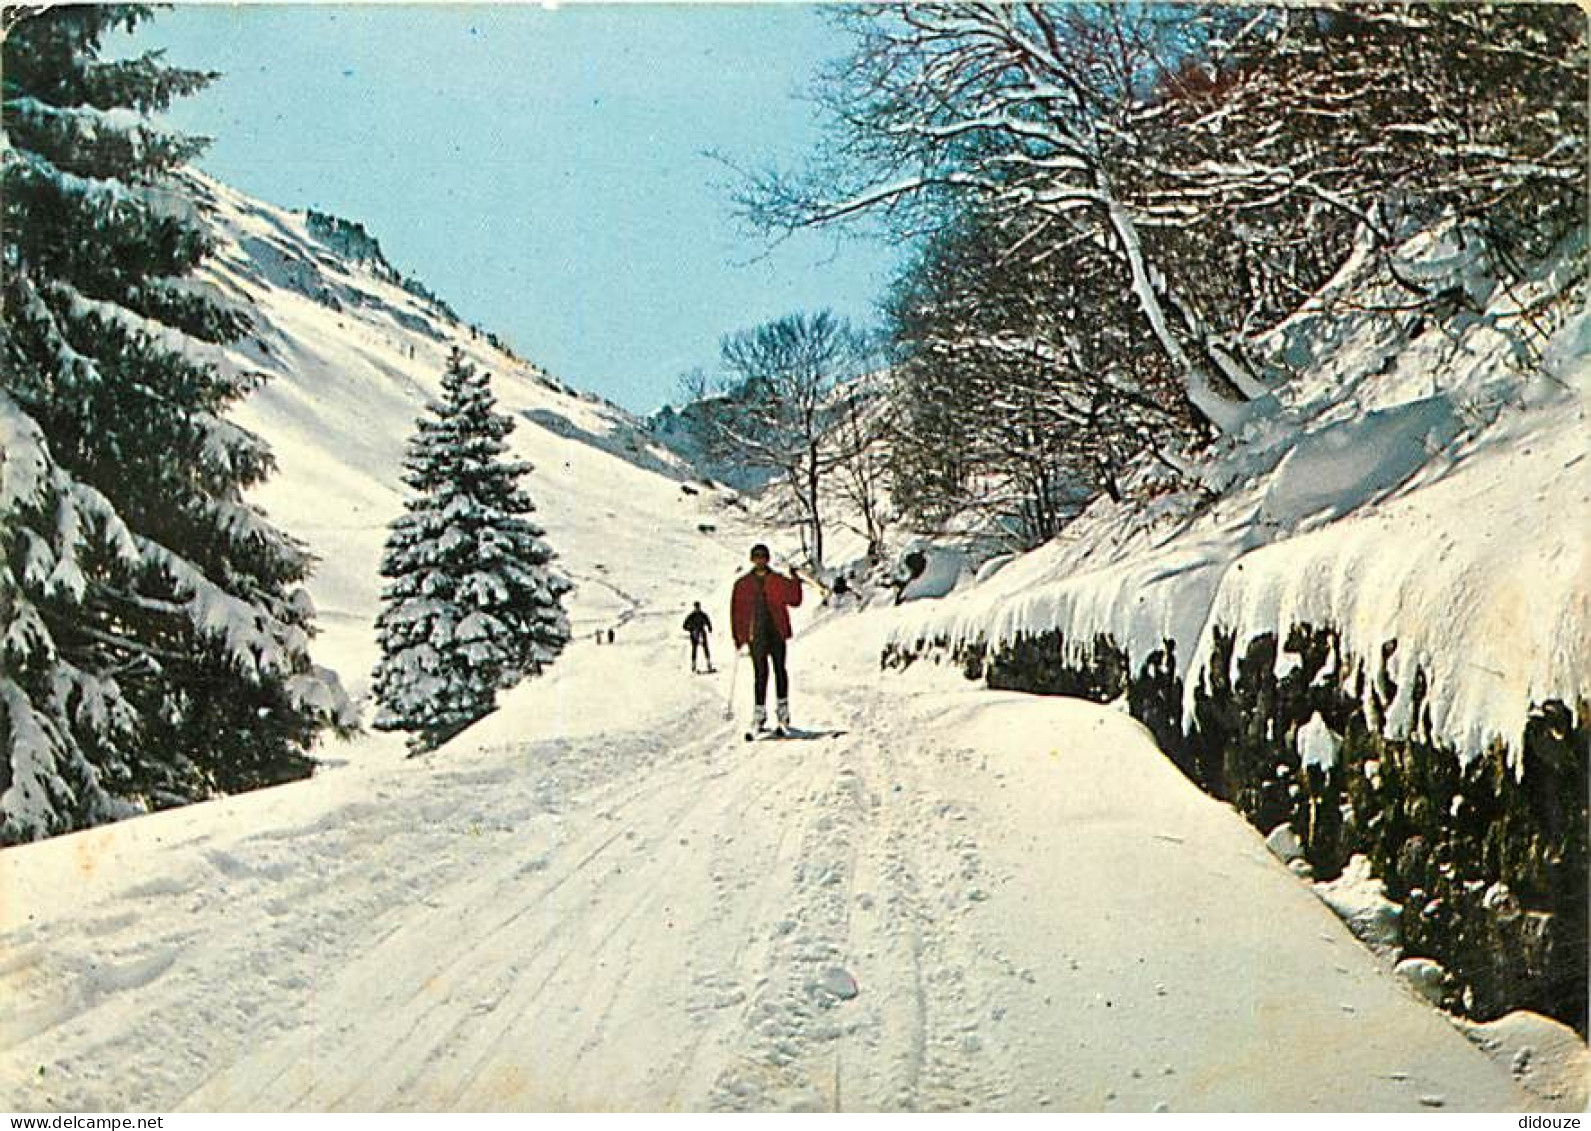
[730,542,803,735]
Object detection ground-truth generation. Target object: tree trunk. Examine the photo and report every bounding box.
[807,442,824,571]
[1097,173,1253,434]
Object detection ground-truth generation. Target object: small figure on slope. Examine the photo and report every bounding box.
[683,601,715,674]
[730,543,803,737]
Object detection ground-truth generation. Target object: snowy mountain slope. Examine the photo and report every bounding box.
[182,172,738,715]
[0,604,1554,1111]
[648,396,782,495]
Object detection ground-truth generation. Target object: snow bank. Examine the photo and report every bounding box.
[1187,388,1589,763]
[897,544,968,602]
[1257,395,1461,528]
[888,234,1590,766]
[1460,1010,1590,1110]
[890,514,1230,679]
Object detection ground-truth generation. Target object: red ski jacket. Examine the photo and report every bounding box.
[730,568,803,648]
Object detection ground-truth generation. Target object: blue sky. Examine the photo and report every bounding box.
[124,4,900,414]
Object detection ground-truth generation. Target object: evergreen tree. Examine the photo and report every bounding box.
[1,7,354,843]
[371,349,570,754]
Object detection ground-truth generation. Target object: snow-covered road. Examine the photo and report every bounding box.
[0,598,1534,1112]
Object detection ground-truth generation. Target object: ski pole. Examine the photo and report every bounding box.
[723,647,743,720]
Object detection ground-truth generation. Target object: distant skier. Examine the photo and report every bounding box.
[683,601,714,673]
[731,543,803,736]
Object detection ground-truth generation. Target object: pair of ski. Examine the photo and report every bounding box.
[743,725,846,743]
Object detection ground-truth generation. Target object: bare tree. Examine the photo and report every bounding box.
[1137,4,1585,341]
[826,370,895,564]
[885,205,1193,547]
[739,3,1584,433]
[702,311,872,570]
[739,3,1272,434]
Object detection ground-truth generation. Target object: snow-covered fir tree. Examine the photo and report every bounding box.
[372,349,571,754]
[0,7,355,844]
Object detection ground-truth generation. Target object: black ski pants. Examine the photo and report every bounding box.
[691,631,711,669]
[750,634,788,706]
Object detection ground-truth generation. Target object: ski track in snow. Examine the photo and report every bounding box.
[0,605,1539,1111]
